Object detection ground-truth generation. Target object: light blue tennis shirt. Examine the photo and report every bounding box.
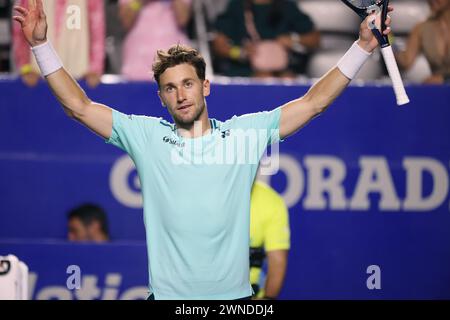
[106,106,282,300]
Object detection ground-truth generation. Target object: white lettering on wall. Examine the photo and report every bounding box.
[403,157,449,211]
[110,154,449,212]
[349,157,401,211]
[303,156,348,210]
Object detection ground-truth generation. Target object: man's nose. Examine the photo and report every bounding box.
[177,88,186,102]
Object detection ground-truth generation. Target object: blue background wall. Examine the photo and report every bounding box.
[1,79,449,299]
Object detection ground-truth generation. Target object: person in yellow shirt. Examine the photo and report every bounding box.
[250,181,290,299]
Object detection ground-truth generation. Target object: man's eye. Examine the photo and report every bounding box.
[166,87,174,92]
[185,82,193,88]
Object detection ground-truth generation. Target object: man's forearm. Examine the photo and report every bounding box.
[30,41,91,118]
[279,40,371,138]
[45,68,91,118]
[264,251,288,299]
[264,272,285,299]
[305,40,372,113]
[303,67,351,114]
[278,68,349,139]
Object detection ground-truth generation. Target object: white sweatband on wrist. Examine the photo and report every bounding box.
[337,41,372,80]
[31,41,63,77]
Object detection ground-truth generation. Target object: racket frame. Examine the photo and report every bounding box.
[340,0,410,105]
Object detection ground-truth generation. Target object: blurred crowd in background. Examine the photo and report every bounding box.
[0,0,448,86]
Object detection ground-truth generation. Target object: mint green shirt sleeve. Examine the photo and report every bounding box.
[105,109,159,157]
[228,107,282,146]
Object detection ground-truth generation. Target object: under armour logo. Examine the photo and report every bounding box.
[221,130,231,138]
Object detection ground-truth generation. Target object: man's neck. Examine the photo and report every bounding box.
[176,117,212,138]
[175,105,211,138]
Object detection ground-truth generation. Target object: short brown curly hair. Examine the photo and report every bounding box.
[152,44,206,87]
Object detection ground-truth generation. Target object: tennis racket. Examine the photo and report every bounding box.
[341,0,410,106]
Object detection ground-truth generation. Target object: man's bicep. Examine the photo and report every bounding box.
[76,102,113,139]
[279,98,318,139]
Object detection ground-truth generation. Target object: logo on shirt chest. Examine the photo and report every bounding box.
[162,136,185,148]
[221,130,231,138]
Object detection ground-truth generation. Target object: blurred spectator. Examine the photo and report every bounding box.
[119,0,192,81]
[13,0,105,87]
[67,203,110,242]
[104,0,127,75]
[212,0,320,78]
[250,181,290,299]
[396,0,450,84]
[0,0,12,72]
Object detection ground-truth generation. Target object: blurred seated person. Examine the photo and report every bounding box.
[13,0,105,88]
[212,0,320,78]
[396,0,450,84]
[67,203,110,242]
[119,0,192,81]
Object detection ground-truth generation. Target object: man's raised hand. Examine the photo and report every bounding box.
[358,5,394,52]
[13,0,48,47]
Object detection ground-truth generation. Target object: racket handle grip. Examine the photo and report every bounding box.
[381,46,410,106]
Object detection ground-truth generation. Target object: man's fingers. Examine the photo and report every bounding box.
[36,0,45,16]
[385,15,392,27]
[383,27,391,35]
[13,6,29,26]
[14,6,29,16]
[12,16,26,25]
[27,0,36,9]
[387,5,394,13]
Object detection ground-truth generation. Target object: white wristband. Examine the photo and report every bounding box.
[337,41,372,80]
[31,41,63,77]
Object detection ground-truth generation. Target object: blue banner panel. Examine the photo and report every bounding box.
[1,79,450,299]
[0,240,148,300]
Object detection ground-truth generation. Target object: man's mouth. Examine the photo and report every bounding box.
[178,104,193,110]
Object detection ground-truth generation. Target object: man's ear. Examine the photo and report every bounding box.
[158,90,166,107]
[203,79,211,97]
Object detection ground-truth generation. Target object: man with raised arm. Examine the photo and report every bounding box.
[13,0,392,300]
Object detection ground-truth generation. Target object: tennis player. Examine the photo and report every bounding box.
[13,0,393,300]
